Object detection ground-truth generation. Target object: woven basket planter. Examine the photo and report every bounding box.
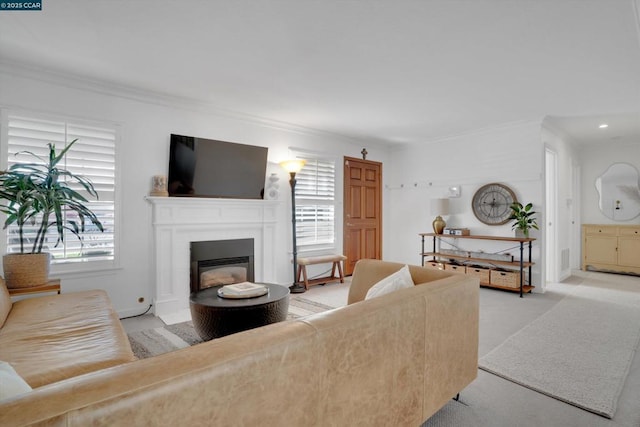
[3,253,50,289]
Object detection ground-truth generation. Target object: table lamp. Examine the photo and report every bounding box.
[431,198,449,234]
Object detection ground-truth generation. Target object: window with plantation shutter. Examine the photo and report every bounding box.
[294,156,336,249]
[4,113,117,269]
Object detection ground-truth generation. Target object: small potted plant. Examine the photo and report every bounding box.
[509,202,539,238]
[0,139,104,288]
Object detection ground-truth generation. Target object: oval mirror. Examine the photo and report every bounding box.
[595,163,640,221]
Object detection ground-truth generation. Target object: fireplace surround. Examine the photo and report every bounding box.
[147,197,280,317]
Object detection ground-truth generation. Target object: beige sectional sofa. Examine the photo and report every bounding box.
[0,278,135,390]
[0,259,479,427]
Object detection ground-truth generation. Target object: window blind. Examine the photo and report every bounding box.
[6,115,116,265]
[294,157,336,247]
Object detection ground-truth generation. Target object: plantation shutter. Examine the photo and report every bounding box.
[6,114,116,265]
[294,157,336,247]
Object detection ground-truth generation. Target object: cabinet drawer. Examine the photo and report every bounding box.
[424,261,445,270]
[618,227,640,236]
[583,225,617,236]
[491,270,521,288]
[467,266,491,284]
[444,263,466,274]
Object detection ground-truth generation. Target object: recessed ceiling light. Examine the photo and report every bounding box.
[599,124,609,129]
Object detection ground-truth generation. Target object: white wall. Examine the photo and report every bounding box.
[0,67,388,316]
[579,142,640,226]
[383,121,545,290]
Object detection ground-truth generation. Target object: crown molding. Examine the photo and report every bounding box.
[541,118,574,143]
[394,118,544,151]
[0,58,389,148]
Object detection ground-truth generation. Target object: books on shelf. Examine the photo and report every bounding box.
[218,282,268,298]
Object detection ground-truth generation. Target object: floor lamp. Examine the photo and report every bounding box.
[280,159,307,294]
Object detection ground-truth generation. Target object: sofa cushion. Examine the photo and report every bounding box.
[0,277,11,329]
[0,290,136,388]
[365,264,414,299]
[0,361,31,400]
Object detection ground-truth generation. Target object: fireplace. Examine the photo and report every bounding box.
[146,197,279,317]
[190,239,255,293]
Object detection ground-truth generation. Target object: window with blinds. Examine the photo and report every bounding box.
[294,156,336,248]
[5,114,117,267]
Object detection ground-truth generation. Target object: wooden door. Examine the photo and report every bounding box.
[343,157,382,275]
[583,235,618,266]
[618,236,640,268]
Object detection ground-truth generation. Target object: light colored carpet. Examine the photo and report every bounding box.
[421,399,490,427]
[479,276,640,419]
[128,296,335,359]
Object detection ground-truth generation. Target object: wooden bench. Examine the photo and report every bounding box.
[296,254,347,290]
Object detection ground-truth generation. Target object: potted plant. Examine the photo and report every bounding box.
[0,139,103,288]
[509,202,539,238]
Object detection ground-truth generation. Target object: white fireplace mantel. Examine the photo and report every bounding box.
[146,196,281,317]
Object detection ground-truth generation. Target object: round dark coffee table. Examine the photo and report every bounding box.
[189,283,290,341]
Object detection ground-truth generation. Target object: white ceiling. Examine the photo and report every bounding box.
[1,0,639,145]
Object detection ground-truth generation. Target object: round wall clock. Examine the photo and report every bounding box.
[472,183,518,225]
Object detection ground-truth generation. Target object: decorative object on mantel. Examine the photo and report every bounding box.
[265,173,280,200]
[361,148,368,160]
[150,175,169,197]
[472,183,517,225]
[509,202,539,238]
[430,198,449,234]
[0,140,104,288]
[280,159,307,294]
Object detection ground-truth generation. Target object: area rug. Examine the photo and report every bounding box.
[128,296,336,359]
[479,275,640,419]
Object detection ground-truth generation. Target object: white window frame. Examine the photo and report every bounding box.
[0,109,121,275]
[292,150,337,253]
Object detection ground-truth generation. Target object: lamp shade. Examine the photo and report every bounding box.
[431,198,450,215]
[280,159,306,173]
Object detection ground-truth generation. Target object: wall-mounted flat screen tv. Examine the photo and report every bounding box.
[168,134,268,199]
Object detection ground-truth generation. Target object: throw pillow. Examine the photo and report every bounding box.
[365,264,414,300]
[0,277,12,328]
[0,361,32,400]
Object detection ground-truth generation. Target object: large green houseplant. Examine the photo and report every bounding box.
[0,139,103,288]
[509,202,539,238]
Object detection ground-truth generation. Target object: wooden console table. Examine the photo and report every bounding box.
[8,279,61,297]
[420,233,535,298]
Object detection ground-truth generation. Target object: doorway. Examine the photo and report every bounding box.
[545,147,558,283]
[343,157,382,275]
